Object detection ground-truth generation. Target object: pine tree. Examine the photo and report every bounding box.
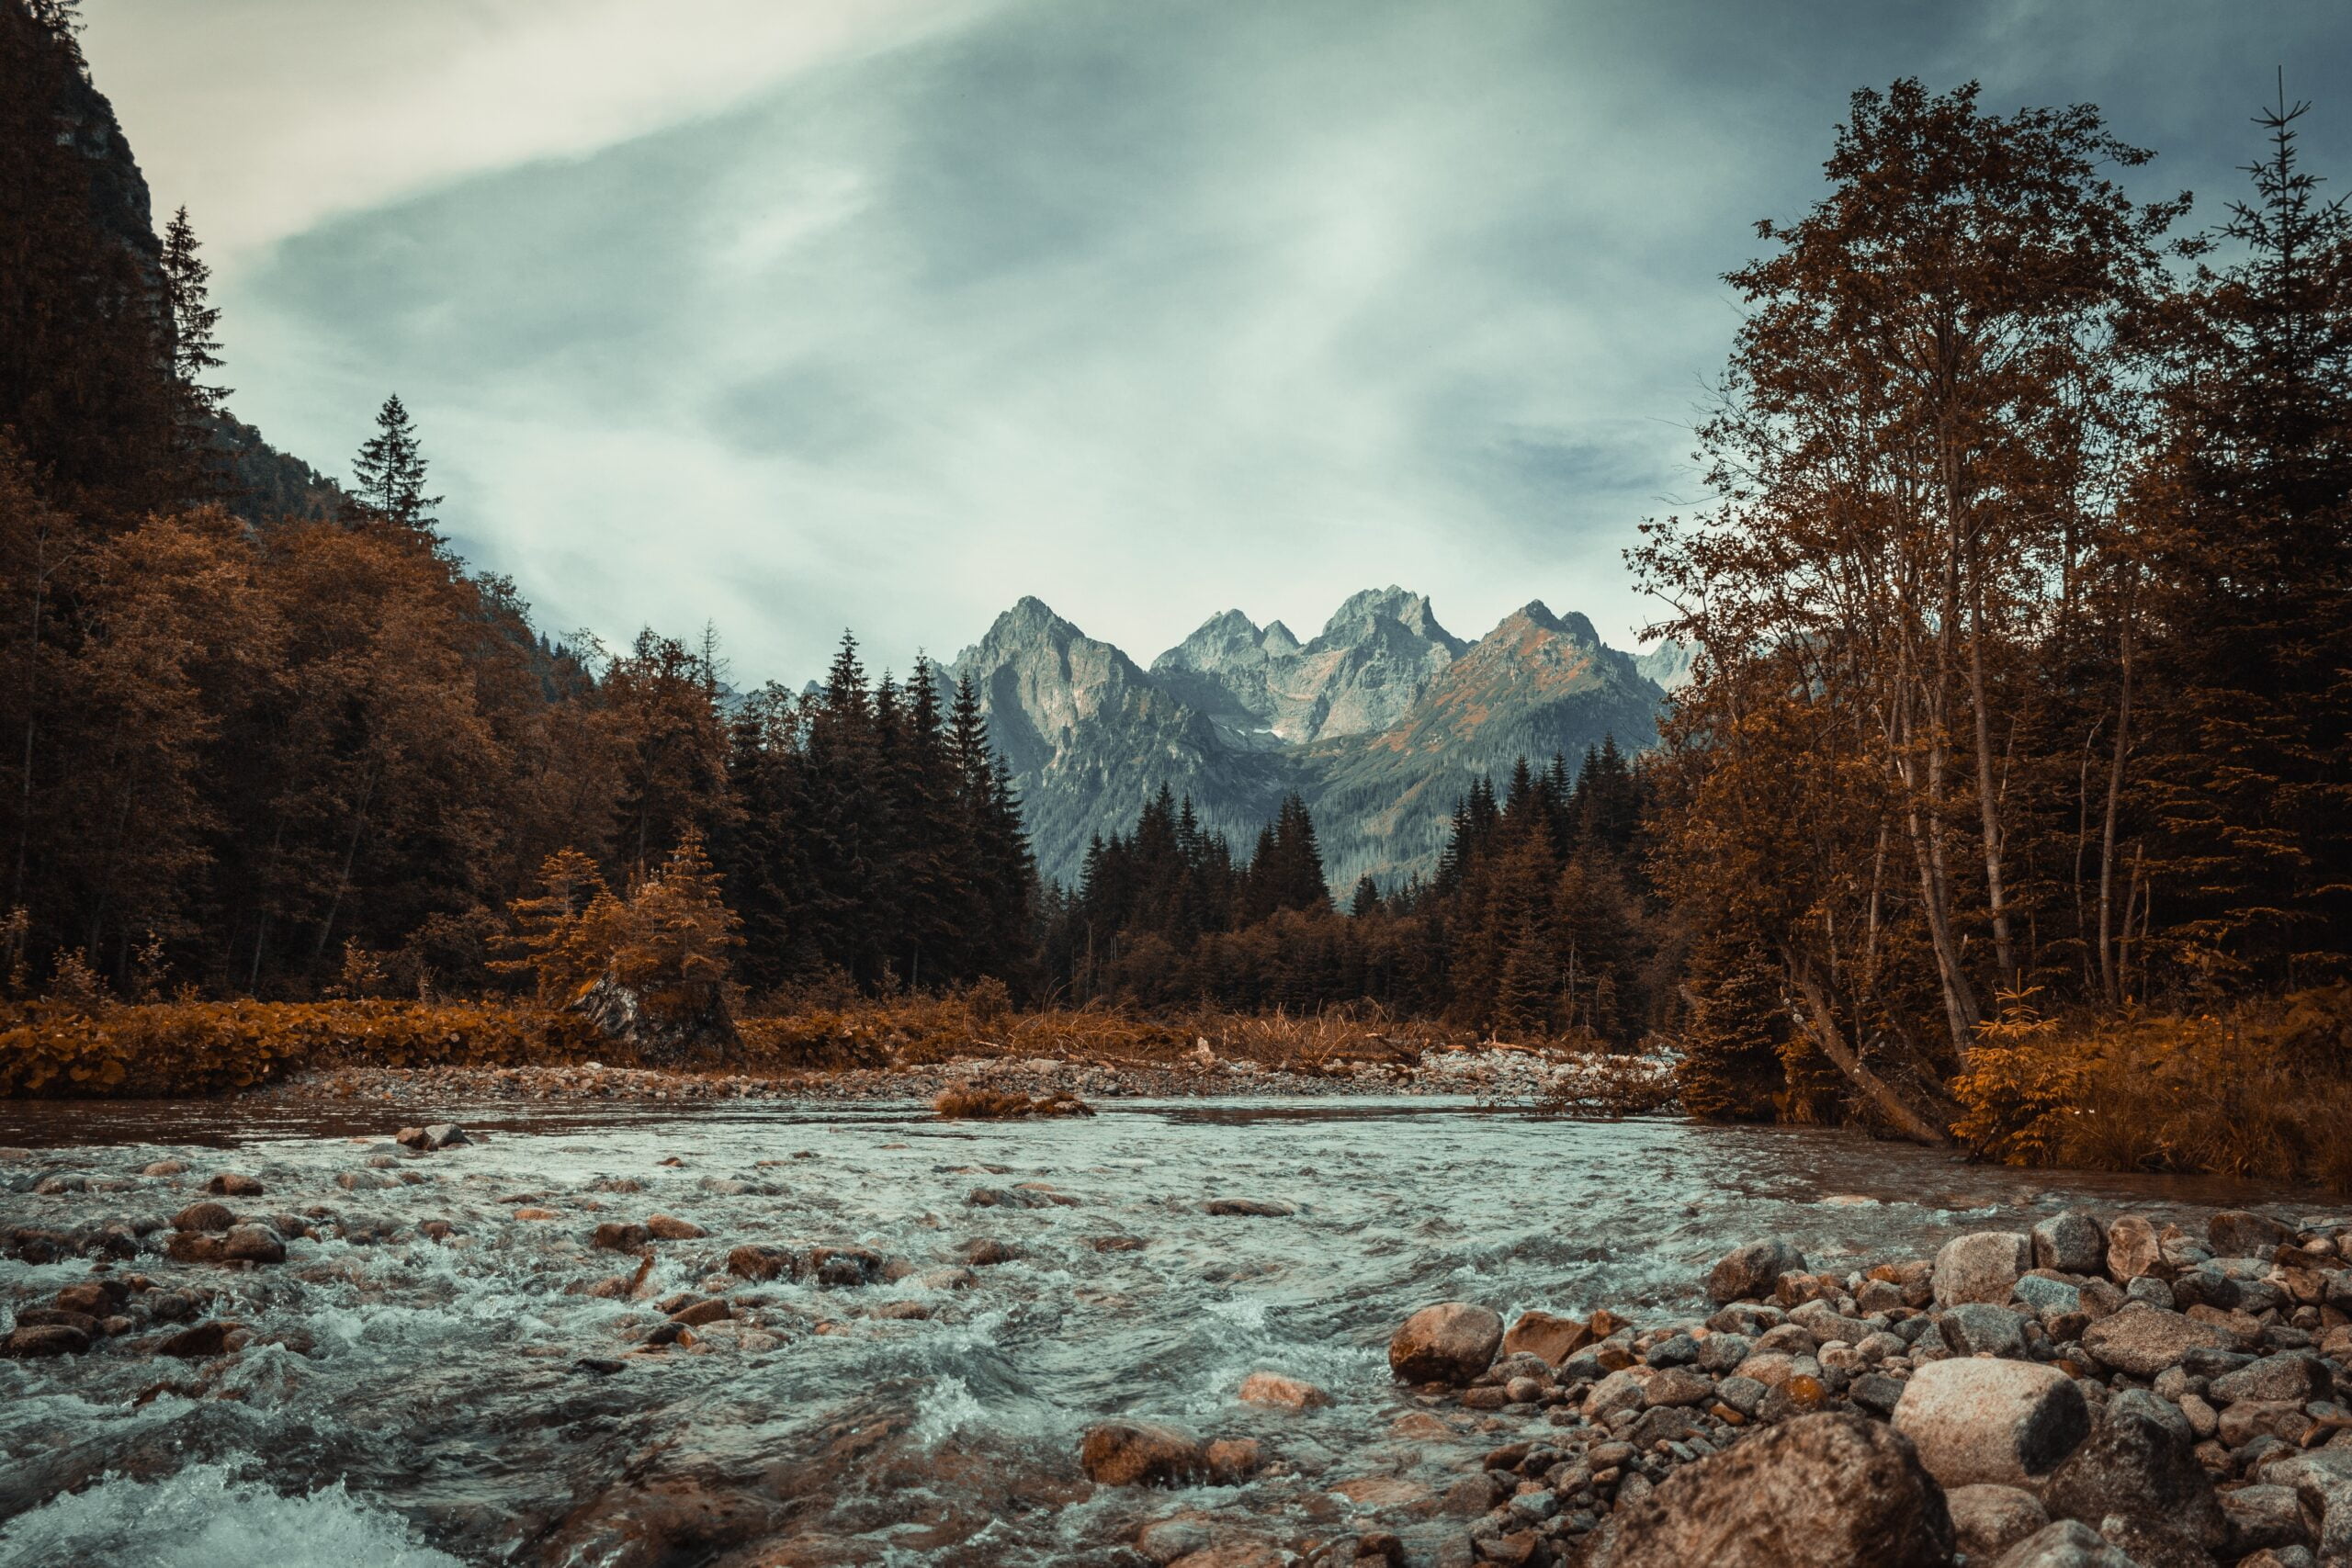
[159,206,228,414]
[351,393,443,532]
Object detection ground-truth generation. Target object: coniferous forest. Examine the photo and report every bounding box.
[6,0,2352,1173]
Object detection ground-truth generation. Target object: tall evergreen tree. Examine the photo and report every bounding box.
[351,393,443,533]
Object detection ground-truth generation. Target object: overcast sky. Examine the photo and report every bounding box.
[79,0,2352,685]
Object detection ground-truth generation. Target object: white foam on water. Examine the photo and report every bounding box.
[910,1371,989,1446]
[0,1463,462,1568]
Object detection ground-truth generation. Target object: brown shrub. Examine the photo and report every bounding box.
[932,1082,1096,1120]
[1950,986,2352,1191]
[0,998,605,1098]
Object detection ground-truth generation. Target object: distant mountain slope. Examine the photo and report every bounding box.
[949,599,1294,887]
[950,589,1668,889]
[1302,603,1666,887]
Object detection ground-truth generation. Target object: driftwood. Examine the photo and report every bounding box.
[1780,955,1952,1145]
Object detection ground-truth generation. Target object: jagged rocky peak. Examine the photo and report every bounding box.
[1313,585,1464,654]
[1637,640,1694,692]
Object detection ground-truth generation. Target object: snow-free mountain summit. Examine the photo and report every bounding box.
[947,588,1675,889]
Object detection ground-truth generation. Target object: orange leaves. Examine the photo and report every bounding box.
[0,998,604,1099]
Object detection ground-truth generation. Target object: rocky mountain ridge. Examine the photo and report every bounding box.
[948,587,1674,890]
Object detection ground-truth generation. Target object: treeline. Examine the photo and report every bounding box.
[1637,81,2352,1135]
[0,1,1036,1008]
[1041,740,1657,1043]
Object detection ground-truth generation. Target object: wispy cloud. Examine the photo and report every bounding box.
[79,0,2352,684]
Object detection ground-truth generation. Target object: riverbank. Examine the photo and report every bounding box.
[264,1043,1678,1113]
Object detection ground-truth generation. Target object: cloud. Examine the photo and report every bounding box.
[79,0,995,259]
[78,0,2352,687]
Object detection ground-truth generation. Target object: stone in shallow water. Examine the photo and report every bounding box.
[1388,1303,1501,1385]
[1703,1239,1806,1304]
[205,1172,265,1197]
[1236,1371,1329,1410]
[1501,1309,1590,1367]
[1080,1421,1206,1486]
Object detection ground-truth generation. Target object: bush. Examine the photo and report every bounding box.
[0,998,602,1098]
[1950,986,2352,1191]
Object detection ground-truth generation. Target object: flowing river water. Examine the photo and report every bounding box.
[0,1094,2337,1567]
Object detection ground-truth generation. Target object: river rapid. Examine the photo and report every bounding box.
[0,1096,2335,1567]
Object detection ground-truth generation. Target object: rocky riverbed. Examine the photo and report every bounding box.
[0,1097,2342,1567]
[236,1041,1674,1111]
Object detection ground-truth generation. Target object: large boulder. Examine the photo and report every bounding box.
[1080,1422,1207,1487]
[2040,1389,2225,1552]
[1933,1232,2031,1308]
[1705,1239,1807,1304]
[1991,1520,2135,1567]
[1892,1358,2090,1489]
[1388,1303,1501,1385]
[1946,1484,2050,1562]
[1596,1412,1952,1568]
[2079,1304,2227,1377]
[2031,1212,2107,1277]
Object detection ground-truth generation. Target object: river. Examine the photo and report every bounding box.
[0,1095,2335,1566]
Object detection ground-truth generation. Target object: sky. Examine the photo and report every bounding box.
[78,0,2352,687]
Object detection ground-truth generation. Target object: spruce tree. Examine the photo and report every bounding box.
[351,393,443,532]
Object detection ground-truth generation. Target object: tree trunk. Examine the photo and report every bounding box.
[1781,954,1951,1145]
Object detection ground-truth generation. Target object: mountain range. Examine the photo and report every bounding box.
[944,588,1680,890]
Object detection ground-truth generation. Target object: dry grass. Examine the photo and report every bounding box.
[932,1082,1096,1120]
[1950,985,2352,1192]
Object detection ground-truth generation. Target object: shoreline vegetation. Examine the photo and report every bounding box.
[7,986,2350,1195]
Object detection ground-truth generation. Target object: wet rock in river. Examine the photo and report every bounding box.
[1704,1238,1807,1304]
[220,1223,286,1264]
[1237,1371,1330,1410]
[1080,1421,1208,1486]
[4,1324,92,1358]
[726,1245,792,1282]
[54,1279,128,1317]
[594,1222,651,1252]
[1892,1358,2090,1488]
[155,1319,240,1359]
[163,1232,223,1263]
[1204,1437,1261,1483]
[1389,1303,1502,1385]
[667,1297,730,1326]
[204,1172,265,1197]
[171,1201,233,1233]
[956,1236,1020,1267]
[1204,1199,1295,1217]
[1933,1230,2031,1308]
[1501,1309,1592,1367]
[1596,1413,1953,1568]
[646,1213,704,1241]
[394,1123,469,1151]
[140,1159,187,1178]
